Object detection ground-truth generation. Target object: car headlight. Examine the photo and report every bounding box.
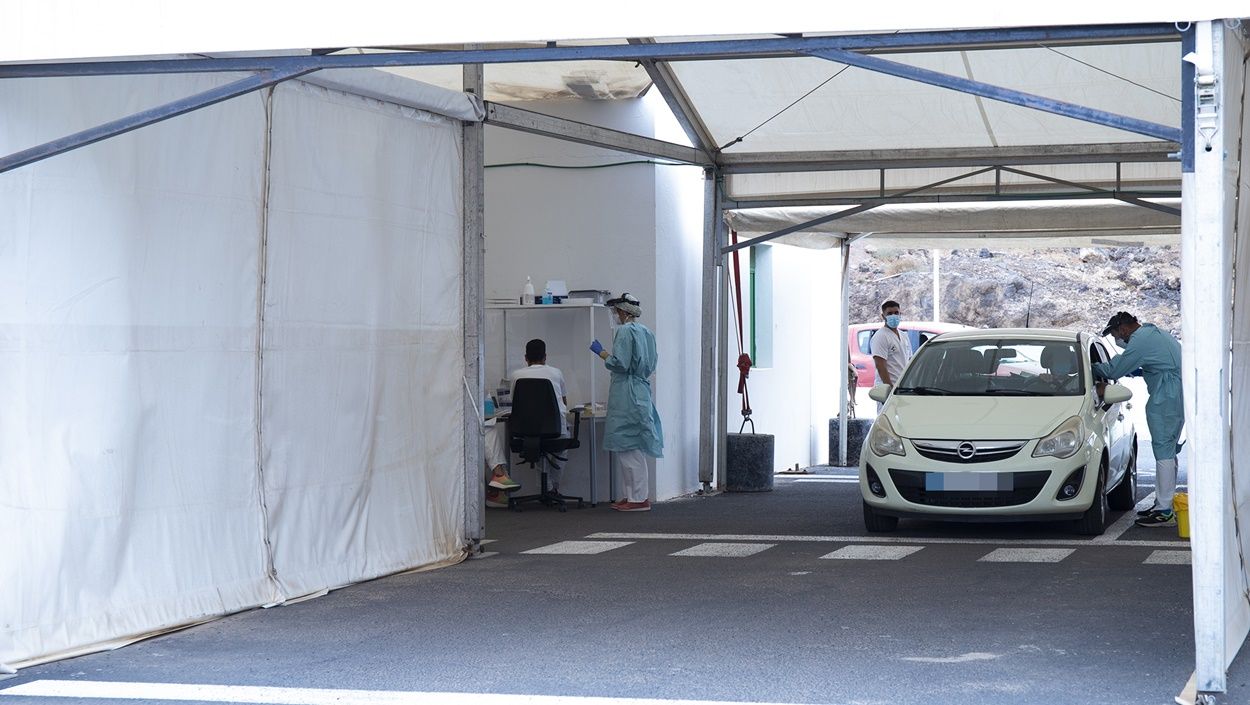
[1032,416,1084,459]
[868,416,906,457]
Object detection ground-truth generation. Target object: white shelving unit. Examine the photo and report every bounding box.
[485,301,615,502]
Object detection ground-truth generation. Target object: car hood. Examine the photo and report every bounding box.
[885,395,1082,440]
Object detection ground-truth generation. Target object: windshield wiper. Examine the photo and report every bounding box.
[894,386,953,395]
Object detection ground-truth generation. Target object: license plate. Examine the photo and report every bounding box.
[925,472,1013,492]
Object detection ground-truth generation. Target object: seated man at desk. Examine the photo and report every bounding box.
[485,338,571,507]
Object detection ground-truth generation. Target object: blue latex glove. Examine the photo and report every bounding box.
[1130,367,1144,378]
[589,339,604,356]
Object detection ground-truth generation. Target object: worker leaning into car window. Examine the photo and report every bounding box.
[870,299,913,388]
[1093,311,1185,529]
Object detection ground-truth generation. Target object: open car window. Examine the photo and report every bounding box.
[896,338,1086,397]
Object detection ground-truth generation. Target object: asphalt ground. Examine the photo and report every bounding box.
[0,453,1235,705]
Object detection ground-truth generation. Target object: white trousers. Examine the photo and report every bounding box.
[1155,457,1178,513]
[616,449,650,502]
[484,421,509,472]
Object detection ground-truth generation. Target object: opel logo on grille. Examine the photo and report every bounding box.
[957,442,977,460]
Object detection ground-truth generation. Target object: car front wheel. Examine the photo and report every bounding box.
[1075,464,1109,536]
[863,501,899,532]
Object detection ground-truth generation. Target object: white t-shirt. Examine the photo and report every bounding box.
[511,364,569,437]
[869,326,914,386]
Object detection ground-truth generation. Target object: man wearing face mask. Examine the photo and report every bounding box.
[1093,311,1185,528]
[870,300,913,389]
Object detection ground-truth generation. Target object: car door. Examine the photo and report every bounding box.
[1090,340,1129,477]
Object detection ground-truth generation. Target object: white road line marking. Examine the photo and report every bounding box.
[669,542,775,558]
[820,545,923,561]
[586,532,1189,549]
[480,539,498,545]
[901,652,1000,664]
[0,680,822,705]
[470,552,499,560]
[1145,550,1192,565]
[523,541,633,555]
[1092,491,1157,545]
[787,478,859,483]
[978,548,1074,563]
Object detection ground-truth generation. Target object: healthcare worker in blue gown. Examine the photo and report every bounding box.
[1093,311,1185,528]
[589,293,663,512]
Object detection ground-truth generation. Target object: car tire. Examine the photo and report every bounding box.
[1107,437,1138,511]
[863,501,898,532]
[1075,464,1109,536]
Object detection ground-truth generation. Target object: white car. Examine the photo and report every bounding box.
[859,328,1137,535]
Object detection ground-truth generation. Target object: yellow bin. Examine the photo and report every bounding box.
[1174,492,1190,539]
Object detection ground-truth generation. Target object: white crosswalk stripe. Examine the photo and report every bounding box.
[669,542,775,558]
[819,545,924,561]
[523,541,633,555]
[978,548,1075,563]
[1144,550,1192,565]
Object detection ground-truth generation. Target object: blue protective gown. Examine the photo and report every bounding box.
[1092,324,1185,461]
[602,321,664,457]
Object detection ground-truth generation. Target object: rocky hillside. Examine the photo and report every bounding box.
[848,245,1182,336]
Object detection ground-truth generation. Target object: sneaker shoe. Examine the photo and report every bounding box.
[488,474,521,491]
[485,492,510,509]
[1135,509,1176,528]
[1136,505,1159,518]
[615,500,651,512]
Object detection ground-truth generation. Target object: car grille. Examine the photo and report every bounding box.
[889,469,1051,508]
[911,439,1028,464]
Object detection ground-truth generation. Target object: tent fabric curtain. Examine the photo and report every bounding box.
[0,71,467,667]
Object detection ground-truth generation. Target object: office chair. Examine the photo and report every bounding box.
[507,377,584,512]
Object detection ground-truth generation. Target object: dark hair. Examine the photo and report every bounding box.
[881,300,901,313]
[525,338,546,363]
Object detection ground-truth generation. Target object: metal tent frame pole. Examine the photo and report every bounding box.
[803,47,1181,143]
[0,25,1178,79]
[698,169,722,491]
[838,241,851,466]
[462,60,486,547]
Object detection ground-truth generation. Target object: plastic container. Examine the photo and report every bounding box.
[521,276,534,305]
[1174,492,1190,539]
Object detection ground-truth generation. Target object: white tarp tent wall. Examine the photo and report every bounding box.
[1185,19,1250,694]
[0,70,479,667]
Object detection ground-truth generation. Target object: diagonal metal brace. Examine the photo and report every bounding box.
[0,65,318,174]
[803,48,1182,143]
[721,167,997,254]
[998,166,1181,217]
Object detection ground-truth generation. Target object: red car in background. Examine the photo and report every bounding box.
[848,321,973,387]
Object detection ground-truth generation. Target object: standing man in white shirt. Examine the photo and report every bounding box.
[484,339,571,507]
[869,300,913,392]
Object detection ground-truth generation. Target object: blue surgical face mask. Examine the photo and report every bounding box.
[1114,336,1127,348]
[885,314,901,329]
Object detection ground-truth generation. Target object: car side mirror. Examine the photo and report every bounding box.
[869,384,892,403]
[1103,384,1133,405]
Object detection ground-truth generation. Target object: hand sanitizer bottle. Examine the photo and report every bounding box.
[542,287,553,305]
[521,276,534,305]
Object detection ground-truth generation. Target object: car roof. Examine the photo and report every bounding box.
[931,327,1082,342]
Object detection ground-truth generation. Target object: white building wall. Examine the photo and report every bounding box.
[728,244,840,470]
[483,95,702,501]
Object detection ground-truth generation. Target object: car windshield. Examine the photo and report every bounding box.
[895,338,1085,397]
